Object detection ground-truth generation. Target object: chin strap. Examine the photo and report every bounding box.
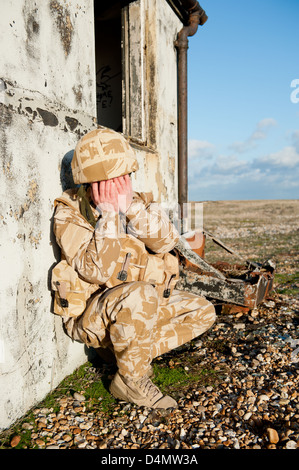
[77,184,97,228]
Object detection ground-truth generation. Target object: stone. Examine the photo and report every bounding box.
[285,440,297,449]
[22,422,33,430]
[10,435,21,447]
[267,428,279,444]
[73,392,86,402]
[35,438,46,447]
[258,394,270,402]
[72,427,81,434]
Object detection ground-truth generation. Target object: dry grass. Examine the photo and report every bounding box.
[199,199,299,277]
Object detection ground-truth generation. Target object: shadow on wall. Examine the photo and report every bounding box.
[48,149,78,312]
[60,149,78,191]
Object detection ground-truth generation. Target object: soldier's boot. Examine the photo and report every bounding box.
[110,371,177,409]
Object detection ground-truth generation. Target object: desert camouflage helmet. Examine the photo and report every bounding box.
[71,126,139,184]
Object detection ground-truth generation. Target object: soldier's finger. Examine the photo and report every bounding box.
[113,177,123,194]
[110,181,119,210]
[91,182,100,203]
[108,180,115,201]
[119,175,130,193]
[124,174,131,186]
[122,175,132,194]
[99,180,106,201]
[112,182,119,205]
[105,180,111,199]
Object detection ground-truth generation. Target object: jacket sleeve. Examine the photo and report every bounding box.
[125,193,179,254]
[53,202,121,285]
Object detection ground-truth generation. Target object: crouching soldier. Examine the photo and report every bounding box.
[51,126,216,409]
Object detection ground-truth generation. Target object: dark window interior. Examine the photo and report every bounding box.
[94,2,122,131]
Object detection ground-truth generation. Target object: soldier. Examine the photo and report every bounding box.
[52,126,216,409]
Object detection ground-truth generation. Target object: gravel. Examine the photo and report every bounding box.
[4,293,298,450]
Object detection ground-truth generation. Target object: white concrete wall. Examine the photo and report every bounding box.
[0,0,183,429]
[0,0,96,430]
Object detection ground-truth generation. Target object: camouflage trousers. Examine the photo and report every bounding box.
[65,281,216,379]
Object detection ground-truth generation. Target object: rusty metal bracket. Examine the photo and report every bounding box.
[175,233,275,308]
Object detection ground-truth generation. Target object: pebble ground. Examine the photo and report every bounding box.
[2,292,298,451]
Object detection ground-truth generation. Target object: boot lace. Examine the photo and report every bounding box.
[136,375,161,400]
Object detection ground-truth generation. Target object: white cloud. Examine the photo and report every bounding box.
[229,118,277,153]
[256,118,278,130]
[188,139,215,159]
[188,125,299,200]
[260,146,299,168]
[213,155,247,173]
[291,130,299,152]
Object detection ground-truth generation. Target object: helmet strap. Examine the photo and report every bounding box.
[77,184,97,228]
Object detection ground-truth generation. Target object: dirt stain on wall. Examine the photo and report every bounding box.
[12,180,39,221]
[23,5,40,60]
[50,0,74,56]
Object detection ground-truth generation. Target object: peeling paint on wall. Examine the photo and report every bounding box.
[0,80,96,137]
[145,14,158,149]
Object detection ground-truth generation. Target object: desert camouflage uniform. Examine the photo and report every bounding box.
[52,127,216,379]
[52,189,216,378]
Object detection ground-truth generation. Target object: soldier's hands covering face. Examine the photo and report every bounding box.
[91,174,133,214]
[113,174,133,213]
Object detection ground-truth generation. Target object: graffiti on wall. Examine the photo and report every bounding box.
[96,65,121,109]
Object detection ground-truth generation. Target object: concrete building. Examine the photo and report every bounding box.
[0,0,207,429]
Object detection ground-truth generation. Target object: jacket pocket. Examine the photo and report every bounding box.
[105,235,148,288]
[143,252,179,304]
[51,260,99,317]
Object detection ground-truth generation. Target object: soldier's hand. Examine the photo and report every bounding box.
[91,180,119,213]
[113,174,133,213]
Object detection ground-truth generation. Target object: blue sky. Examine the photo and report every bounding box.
[187,0,299,200]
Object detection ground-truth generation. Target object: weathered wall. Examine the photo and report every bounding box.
[0,0,183,430]
[0,0,96,430]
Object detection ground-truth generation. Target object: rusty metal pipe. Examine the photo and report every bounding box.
[175,2,207,214]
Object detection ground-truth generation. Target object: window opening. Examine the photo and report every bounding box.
[94,3,122,131]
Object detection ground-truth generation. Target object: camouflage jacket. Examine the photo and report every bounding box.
[51,188,180,317]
